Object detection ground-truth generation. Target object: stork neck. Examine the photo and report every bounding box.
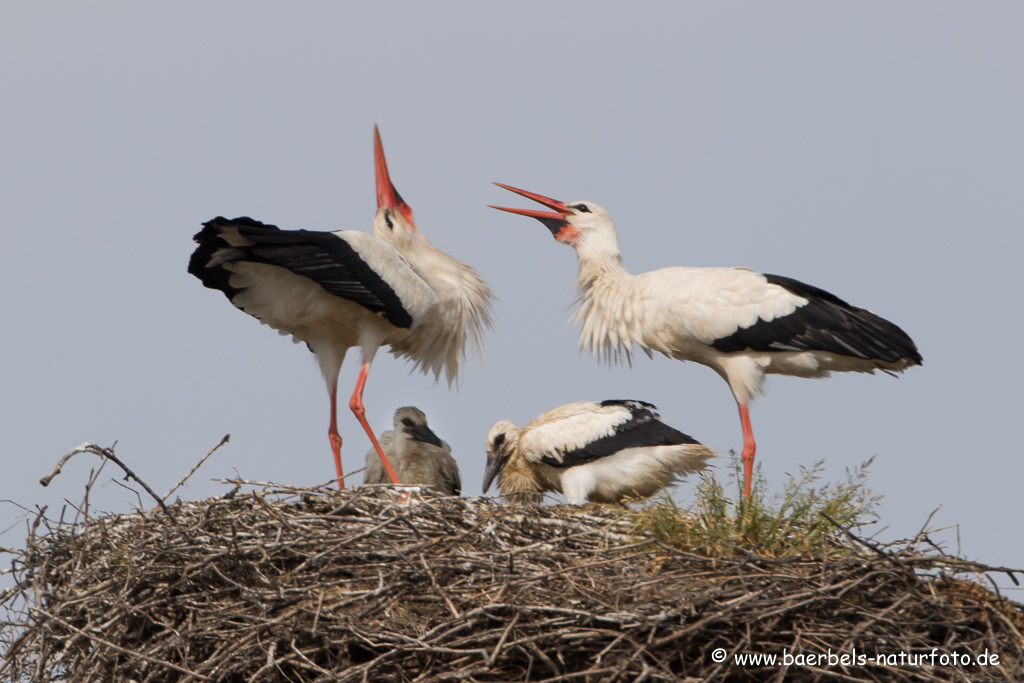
[576,252,629,294]
[571,250,645,364]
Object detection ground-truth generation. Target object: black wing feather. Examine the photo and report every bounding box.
[189,216,414,329]
[710,274,922,365]
[539,400,702,470]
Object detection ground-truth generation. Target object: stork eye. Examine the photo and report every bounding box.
[492,433,506,448]
[573,204,591,213]
[401,418,415,427]
[384,212,394,230]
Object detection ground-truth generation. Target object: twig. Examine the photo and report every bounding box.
[42,442,179,526]
[39,442,93,487]
[35,610,212,680]
[163,434,230,502]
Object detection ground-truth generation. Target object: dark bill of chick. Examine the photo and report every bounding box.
[483,399,713,504]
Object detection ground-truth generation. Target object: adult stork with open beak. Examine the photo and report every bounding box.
[491,184,921,497]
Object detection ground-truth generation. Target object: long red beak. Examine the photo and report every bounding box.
[374,125,415,228]
[489,183,572,236]
[489,183,570,218]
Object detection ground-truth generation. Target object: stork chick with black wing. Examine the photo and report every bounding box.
[483,400,713,504]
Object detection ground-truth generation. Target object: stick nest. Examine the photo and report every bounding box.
[2,485,1023,682]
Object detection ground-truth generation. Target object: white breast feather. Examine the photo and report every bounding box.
[386,236,495,385]
[574,277,651,365]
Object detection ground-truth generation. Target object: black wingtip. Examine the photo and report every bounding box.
[712,274,923,366]
[189,217,279,299]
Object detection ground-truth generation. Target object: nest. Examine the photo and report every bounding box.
[2,483,1023,682]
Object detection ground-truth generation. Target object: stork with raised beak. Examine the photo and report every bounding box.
[187,127,493,487]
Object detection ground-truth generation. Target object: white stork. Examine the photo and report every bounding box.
[490,185,922,497]
[370,127,495,386]
[187,127,494,488]
[483,399,714,504]
[364,406,461,496]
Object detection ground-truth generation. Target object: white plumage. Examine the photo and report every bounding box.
[491,185,921,496]
[187,126,494,488]
[370,128,495,386]
[483,400,714,504]
[364,406,461,496]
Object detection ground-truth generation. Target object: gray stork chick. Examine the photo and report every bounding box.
[365,407,461,496]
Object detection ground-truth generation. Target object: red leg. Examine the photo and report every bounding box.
[738,402,756,498]
[328,383,344,490]
[349,361,401,485]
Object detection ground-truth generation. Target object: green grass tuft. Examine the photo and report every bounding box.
[628,453,881,558]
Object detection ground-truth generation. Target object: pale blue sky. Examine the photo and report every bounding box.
[2,4,1022,590]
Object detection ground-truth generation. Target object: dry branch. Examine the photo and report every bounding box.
[38,442,178,525]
